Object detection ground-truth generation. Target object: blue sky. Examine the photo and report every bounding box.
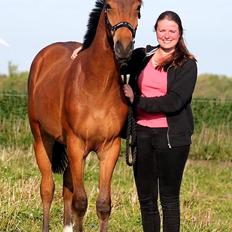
[0,0,231,76]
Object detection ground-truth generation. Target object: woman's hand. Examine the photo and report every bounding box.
[71,46,82,60]
[123,84,134,103]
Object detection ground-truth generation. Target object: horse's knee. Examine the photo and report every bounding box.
[96,198,111,220]
[40,178,55,201]
[72,195,88,217]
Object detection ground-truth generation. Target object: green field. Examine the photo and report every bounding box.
[0,148,231,232]
[1,73,232,231]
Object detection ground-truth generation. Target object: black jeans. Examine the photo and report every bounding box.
[133,124,189,232]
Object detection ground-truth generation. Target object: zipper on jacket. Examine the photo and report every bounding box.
[167,63,174,72]
[167,127,172,148]
[166,65,173,149]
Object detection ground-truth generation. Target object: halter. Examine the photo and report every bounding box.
[104,7,137,39]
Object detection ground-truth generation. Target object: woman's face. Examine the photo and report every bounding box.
[156,18,180,52]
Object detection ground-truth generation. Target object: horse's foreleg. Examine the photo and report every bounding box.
[33,134,55,232]
[63,165,73,232]
[67,137,88,232]
[97,138,121,232]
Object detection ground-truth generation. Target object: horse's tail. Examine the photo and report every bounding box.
[52,141,68,174]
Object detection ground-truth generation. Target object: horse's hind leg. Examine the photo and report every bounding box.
[32,123,55,232]
[63,165,74,232]
[97,139,121,232]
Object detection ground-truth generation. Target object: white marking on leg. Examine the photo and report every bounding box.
[63,224,73,232]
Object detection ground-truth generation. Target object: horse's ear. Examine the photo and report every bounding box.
[137,5,141,19]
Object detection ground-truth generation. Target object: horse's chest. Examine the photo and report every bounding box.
[68,103,127,140]
[84,109,122,133]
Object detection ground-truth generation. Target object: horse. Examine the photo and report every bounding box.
[27,0,142,231]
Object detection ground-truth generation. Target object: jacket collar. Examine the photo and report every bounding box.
[145,45,159,57]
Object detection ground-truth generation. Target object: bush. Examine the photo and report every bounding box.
[0,92,31,149]
[0,91,27,119]
[192,98,232,130]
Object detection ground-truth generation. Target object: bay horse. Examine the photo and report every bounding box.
[28,0,142,231]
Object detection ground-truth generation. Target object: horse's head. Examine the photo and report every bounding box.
[104,0,142,64]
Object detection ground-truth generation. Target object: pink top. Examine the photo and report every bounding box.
[136,59,168,128]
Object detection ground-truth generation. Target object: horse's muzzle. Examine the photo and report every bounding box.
[114,40,134,62]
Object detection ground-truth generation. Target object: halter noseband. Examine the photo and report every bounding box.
[111,21,137,38]
[104,8,137,39]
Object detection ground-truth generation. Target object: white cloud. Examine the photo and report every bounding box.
[0,38,10,47]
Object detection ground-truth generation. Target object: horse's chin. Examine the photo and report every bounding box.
[116,56,131,69]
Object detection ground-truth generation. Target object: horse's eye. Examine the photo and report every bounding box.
[105,4,112,11]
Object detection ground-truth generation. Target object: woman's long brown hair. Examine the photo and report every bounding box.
[154,11,196,71]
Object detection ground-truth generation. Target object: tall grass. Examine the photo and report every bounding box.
[1,93,232,161]
[0,117,31,149]
[0,93,30,149]
[190,98,232,161]
[191,124,232,161]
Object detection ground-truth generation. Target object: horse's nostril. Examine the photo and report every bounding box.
[115,41,133,59]
[115,41,123,56]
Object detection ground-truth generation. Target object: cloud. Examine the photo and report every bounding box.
[0,38,10,47]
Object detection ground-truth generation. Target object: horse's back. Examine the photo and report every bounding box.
[29,41,81,85]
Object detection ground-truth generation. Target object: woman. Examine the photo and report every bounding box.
[123,11,197,232]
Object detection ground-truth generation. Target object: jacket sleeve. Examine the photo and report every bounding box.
[133,59,198,114]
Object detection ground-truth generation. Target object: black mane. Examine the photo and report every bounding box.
[82,0,105,49]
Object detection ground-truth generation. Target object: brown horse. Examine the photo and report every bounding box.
[28,0,142,231]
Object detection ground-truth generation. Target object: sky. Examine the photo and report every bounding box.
[0,0,231,77]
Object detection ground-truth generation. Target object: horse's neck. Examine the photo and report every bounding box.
[78,13,120,95]
[87,12,117,74]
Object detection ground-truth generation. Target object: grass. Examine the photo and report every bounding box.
[0,147,231,232]
[190,124,232,161]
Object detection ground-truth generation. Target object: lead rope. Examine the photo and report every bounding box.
[121,73,137,166]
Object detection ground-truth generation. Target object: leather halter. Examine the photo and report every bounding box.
[104,7,137,39]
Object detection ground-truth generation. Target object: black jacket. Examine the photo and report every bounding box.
[126,45,198,148]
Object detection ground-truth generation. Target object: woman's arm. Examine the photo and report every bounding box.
[133,59,198,114]
[71,46,83,60]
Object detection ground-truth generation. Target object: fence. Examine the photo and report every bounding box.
[1,93,232,161]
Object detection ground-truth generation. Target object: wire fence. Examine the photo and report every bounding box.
[1,93,232,127]
[1,93,232,160]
